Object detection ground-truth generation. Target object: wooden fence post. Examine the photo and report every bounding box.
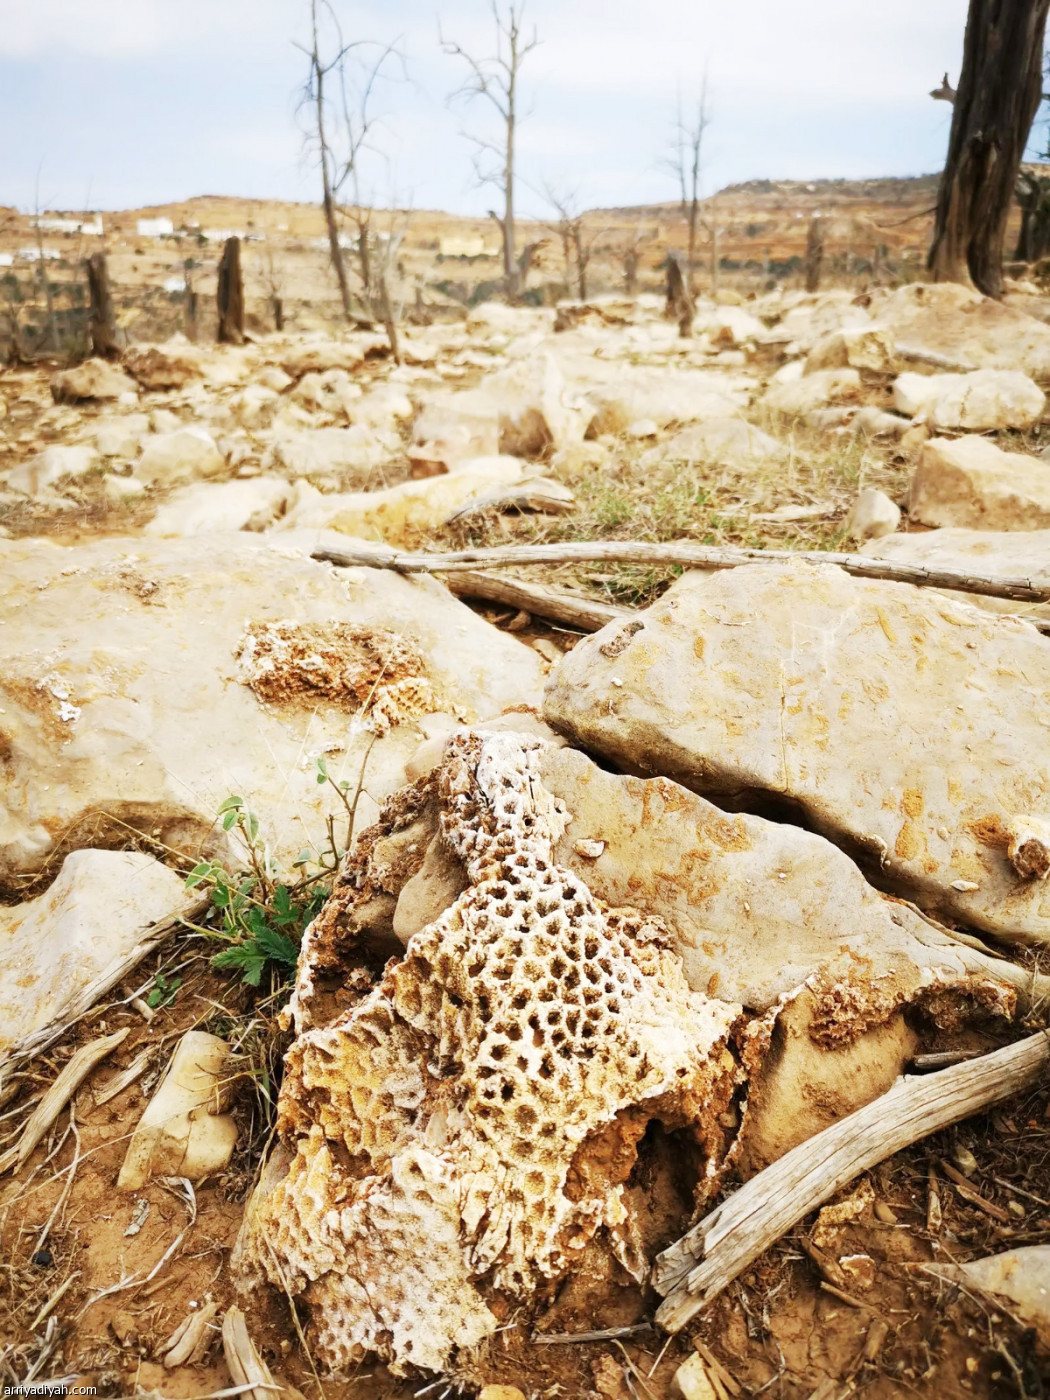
[217,236,245,345]
[86,252,120,359]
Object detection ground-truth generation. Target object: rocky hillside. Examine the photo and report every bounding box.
[2,275,1050,1398]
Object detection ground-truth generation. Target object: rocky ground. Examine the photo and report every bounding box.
[2,276,1050,1400]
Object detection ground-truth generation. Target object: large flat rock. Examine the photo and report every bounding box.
[545,560,1050,944]
[0,532,544,886]
[909,435,1050,530]
[0,849,188,1064]
[861,526,1050,623]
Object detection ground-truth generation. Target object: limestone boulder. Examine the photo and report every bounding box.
[0,850,189,1064]
[481,353,588,458]
[239,731,743,1375]
[278,336,381,378]
[94,414,149,459]
[860,526,1050,622]
[51,359,137,403]
[135,427,225,487]
[909,435,1050,530]
[760,294,871,353]
[760,368,861,418]
[8,444,99,496]
[123,345,201,391]
[241,728,1035,1376]
[145,477,293,537]
[411,396,501,471]
[271,425,395,480]
[697,306,765,347]
[544,560,1050,944]
[0,532,545,886]
[465,302,553,337]
[877,282,1050,379]
[945,1248,1050,1345]
[893,368,1045,430]
[583,366,748,435]
[804,326,897,376]
[276,460,525,545]
[642,417,785,470]
[844,487,900,541]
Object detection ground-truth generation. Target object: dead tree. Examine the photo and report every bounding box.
[183,260,199,341]
[216,236,245,344]
[665,250,695,337]
[86,252,120,358]
[297,0,398,319]
[666,80,710,291]
[804,216,825,292]
[544,186,601,300]
[1015,168,1050,261]
[929,0,1050,297]
[443,2,539,301]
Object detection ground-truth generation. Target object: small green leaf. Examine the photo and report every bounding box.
[221,810,238,831]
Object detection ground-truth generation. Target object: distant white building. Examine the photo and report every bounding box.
[0,253,13,267]
[137,217,175,238]
[163,275,187,293]
[439,233,497,258]
[17,247,61,261]
[32,215,104,236]
[201,228,246,243]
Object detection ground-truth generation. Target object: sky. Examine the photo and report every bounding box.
[0,0,989,217]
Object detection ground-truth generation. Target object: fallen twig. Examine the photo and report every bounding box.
[652,1031,1050,1333]
[314,540,1050,605]
[532,1322,653,1344]
[0,1030,128,1175]
[445,568,631,632]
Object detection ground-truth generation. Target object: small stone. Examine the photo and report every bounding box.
[951,879,980,892]
[110,1310,137,1345]
[1008,1200,1027,1219]
[31,1249,53,1267]
[844,487,900,542]
[952,1145,978,1177]
[478,1387,527,1400]
[573,838,606,859]
[874,1201,898,1224]
[839,1253,876,1290]
[673,1353,719,1400]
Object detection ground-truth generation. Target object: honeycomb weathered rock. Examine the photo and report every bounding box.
[238,730,742,1374]
[236,620,440,733]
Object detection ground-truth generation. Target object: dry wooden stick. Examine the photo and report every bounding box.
[445,568,631,632]
[652,1031,1050,1334]
[0,1029,129,1175]
[313,540,1050,604]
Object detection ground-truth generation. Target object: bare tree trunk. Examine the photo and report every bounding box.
[572,228,588,300]
[503,51,518,300]
[376,263,401,365]
[184,264,199,342]
[216,236,245,345]
[34,222,59,354]
[86,252,120,359]
[624,245,639,294]
[356,219,373,314]
[1015,170,1050,262]
[804,216,825,293]
[665,251,694,336]
[271,295,284,331]
[686,199,698,293]
[929,0,1050,297]
[709,224,720,296]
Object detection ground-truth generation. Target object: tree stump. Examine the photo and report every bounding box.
[804,217,825,293]
[665,251,694,337]
[86,252,120,359]
[929,0,1050,297]
[216,236,245,345]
